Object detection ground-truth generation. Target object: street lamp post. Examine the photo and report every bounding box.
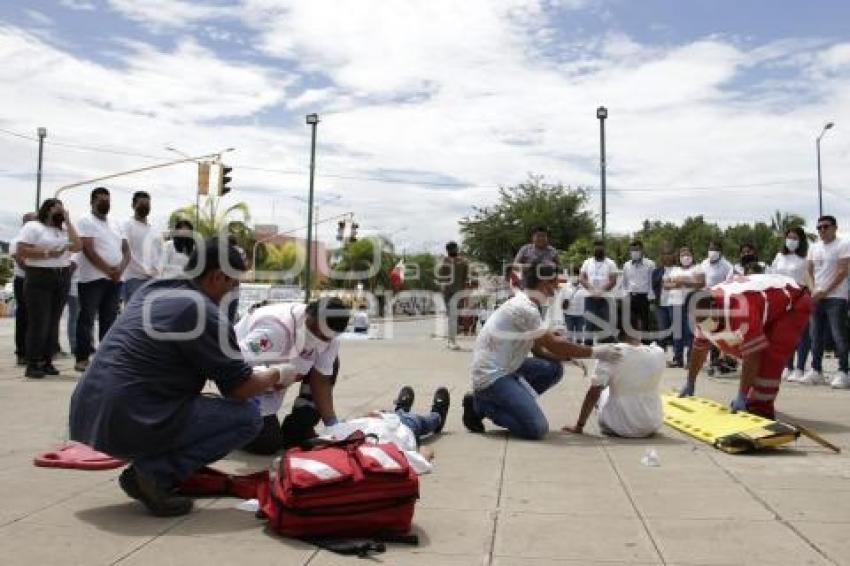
[816,122,835,217]
[304,113,320,303]
[36,127,47,209]
[596,106,608,241]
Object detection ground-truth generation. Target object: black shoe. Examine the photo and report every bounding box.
[16,356,26,367]
[129,468,193,517]
[43,363,60,376]
[462,393,484,433]
[25,364,45,379]
[394,386,415,413]
[431,387,450,434]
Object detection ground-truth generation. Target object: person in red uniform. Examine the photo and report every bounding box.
[678,274,812,419]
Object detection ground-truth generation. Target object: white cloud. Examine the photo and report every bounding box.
[106,0,235,31]
[25,9,54,27]
[59,0,96,11]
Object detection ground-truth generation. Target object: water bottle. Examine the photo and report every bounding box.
[641,448,660,467]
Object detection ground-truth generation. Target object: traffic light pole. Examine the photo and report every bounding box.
[304,115,319,303]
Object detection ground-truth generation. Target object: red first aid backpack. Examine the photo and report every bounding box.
[257,433,419,539]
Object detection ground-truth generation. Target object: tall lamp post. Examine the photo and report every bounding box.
[596,106,608,241]
[816,121,835,217]
[36,127,47,209]
[304,113,320,303]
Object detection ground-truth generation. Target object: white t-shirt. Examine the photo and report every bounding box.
[807,238,850,299]
[121,218,162,281]
[9,237,25,278]
[160,240,191,279]
[666,265,701,306]
[235,302,340,416]
[352,311,369,330]
[76,213,125,283]
[770,253,807,286]
[17,221,72,268]
[337,414,433,474]
[621,258,655,295]
[592,344,665,438]
[700,257,733,288]
[561,283,588,316]
[580,257,618,293]
[68,253,81,297]
[471,292,545,391]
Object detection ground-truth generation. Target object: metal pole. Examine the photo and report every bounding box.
[599,114,607,241]
[36,127,46,209]
[816,137,823,217]
[305,116,318,303]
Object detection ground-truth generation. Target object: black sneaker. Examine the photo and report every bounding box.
[431,387,450,434]
[130,468,193,517]
[118,467,143,500]
[25,364,45,379]
[43,363,60,376]
[462,393,484,433]
[393,386,415,413]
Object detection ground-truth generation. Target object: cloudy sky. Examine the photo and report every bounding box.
[1,0,848,252]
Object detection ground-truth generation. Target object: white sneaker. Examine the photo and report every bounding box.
[830,371,850,389]
[788,369,805,382]
[781,368,792,381]
[799,370,826,385]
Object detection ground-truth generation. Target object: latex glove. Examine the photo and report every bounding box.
[730,392,748,413]
[271,363,299,390]
[678,381,695,397]
[591,345,622,363]
[323,421,357,441]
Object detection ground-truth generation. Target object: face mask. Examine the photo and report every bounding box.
[51,211,65,226]
[740,254,756,264]
[593,250,605,260]
[95,201,110,215]
[630,251,642,261]
[708,250,720,262]
[785,239,799,252]
[680,255,693,267]
[135,205,150,218]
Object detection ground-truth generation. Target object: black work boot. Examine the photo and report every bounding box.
[462,393,484,433]
[431,387,450,434]
[393,386,415,413]
[124,467,193,517]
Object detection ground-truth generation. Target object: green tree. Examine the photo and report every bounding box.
[331,237,396,292]
[401,253,439,291]
[259,241,302,280]
[0,256,13,287]
[168,198,252,238]
[769,210,807,236]
[722,222,779,263]
[459,175,596,273]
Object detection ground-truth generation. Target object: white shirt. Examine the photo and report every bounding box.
[17,221,72,268]
[621,258,656,296]
[580,257,618,293]
[235,302,341,416]
[700,257,733,288]
[561,283,588,316]
[592,344,665,438]
[76,213,125,283]
[807,238,850,299]
[471,292,544,391]
[770,253,807,286]
[9,237,25,278]
[121,218,162,281]
[160,240,191,279]
[68,253,81,297]
[352,311,369,330]
[666,265,701,306]
[339,414,433,474]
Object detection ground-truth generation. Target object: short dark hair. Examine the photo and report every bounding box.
[523,260,558,290]
[783,226,808,258]
[630,239,643,249]
[307,297,351,334]
[132,191,150,205]
[185,237,246,279]
[708,240,723,250]
[818,215,837,227]
[739,242,756,253]
[90,187,109,202]
[37,198,62,225]
[446,241,458,252]
[531,226,548,236]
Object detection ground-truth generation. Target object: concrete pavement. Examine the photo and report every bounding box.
[1,316,849,565]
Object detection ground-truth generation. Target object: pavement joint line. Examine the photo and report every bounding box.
[302,548,322,565]
[485,432,509,566]
[0,473,116,529]
[601,445,668,566]
[704,451,839,566]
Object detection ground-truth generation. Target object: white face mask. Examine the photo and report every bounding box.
[708,250,720,262]
[680,255,693,267]
[630,250,642,261]
[785,238,799,252]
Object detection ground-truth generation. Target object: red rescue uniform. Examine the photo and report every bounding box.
[693,274,812,418]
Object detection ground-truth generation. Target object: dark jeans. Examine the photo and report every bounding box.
[472,357,564,440]
[786,322,811,371]
[75,279,121,362]
[133,396,262,489]
[585,296,616,342]
[625,293,651,334]
[564,314,585,343]
[13,276,26,358]
[655,305,673,349]
[811,298,849,373]
[242,414,286,455]
[24,267,70,365]
[66,294,79,352]
[122,278,149,304]
[672,303,693,364]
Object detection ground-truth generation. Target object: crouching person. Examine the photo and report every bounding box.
[69,238,289,517]
[563,333,665,438]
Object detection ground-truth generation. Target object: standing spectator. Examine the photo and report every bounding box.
[621,240,655,335]
[437,241,469,350]
[121,191,161,303]
[9,212,37,365]
[74,187,130,372]
[352,304,370,333]
[580,240,618,343]
[16,200,81,378]
[562,268,588,344]
[770,226,810,381]
[507,226,560,287]
[732,242,766,276]
[651,245,676,350]
[697,240,734,374]
[161,219,195,278]
[66,253,81,353]
[663,246,702,368]
[802,215,850,387]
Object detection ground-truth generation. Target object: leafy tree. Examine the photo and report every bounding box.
[168,198,252,239]
[769,210,807,236]
[459,175,596,273]
[0,256,12,287]
[401,253,439,291]
[330,237,395,292]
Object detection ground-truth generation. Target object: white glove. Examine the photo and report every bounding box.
[591,345,622,363]
[322,421,357,440]
[272,363,299,389]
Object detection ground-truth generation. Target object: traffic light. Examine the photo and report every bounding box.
[218,164,233,196]
[350,222,358,242]
[336,220,346,241]
[197,162,210,195]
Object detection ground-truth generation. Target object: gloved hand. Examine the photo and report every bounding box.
[591,345,622,363]
[323,420,357,440]
[678,381,695,397]
[730,392,748,413]
[271,363,299,389]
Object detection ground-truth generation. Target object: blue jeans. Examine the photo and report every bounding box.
[66,294,79,352]
[134,396,262,489]
[473,357,564,440]
[787,322,811,371]
[672,303,692,364]
[564,314,585,343]
[122,278,150,304]
[75,279,121,362]
[584,296,615,342]
[655,305,673,349]
[396,409,441,440]
[811,298,849,373]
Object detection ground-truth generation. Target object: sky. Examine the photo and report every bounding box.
[1,0,849,253]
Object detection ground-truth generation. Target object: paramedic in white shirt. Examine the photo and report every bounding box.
[802,215,850,388]
[235,297,351,453]
[463,261,621,440]
[621,240,655,335]
[580,240,618,343]
[770,226,811,382]
[9,212,36,366]
[563,333,664,438]
[121,191,162,302]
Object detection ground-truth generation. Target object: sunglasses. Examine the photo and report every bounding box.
[817,224,834,231]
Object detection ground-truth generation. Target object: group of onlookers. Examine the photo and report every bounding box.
[10,187,196,378]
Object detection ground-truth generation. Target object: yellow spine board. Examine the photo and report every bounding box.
[662,394,799,454]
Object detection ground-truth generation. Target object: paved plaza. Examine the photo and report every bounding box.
[1,316,849,565]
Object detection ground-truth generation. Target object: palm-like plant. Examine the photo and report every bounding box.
[168,199,251,238]
[769,210,807,236]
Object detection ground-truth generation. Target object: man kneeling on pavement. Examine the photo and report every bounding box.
[462,260,622,439]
